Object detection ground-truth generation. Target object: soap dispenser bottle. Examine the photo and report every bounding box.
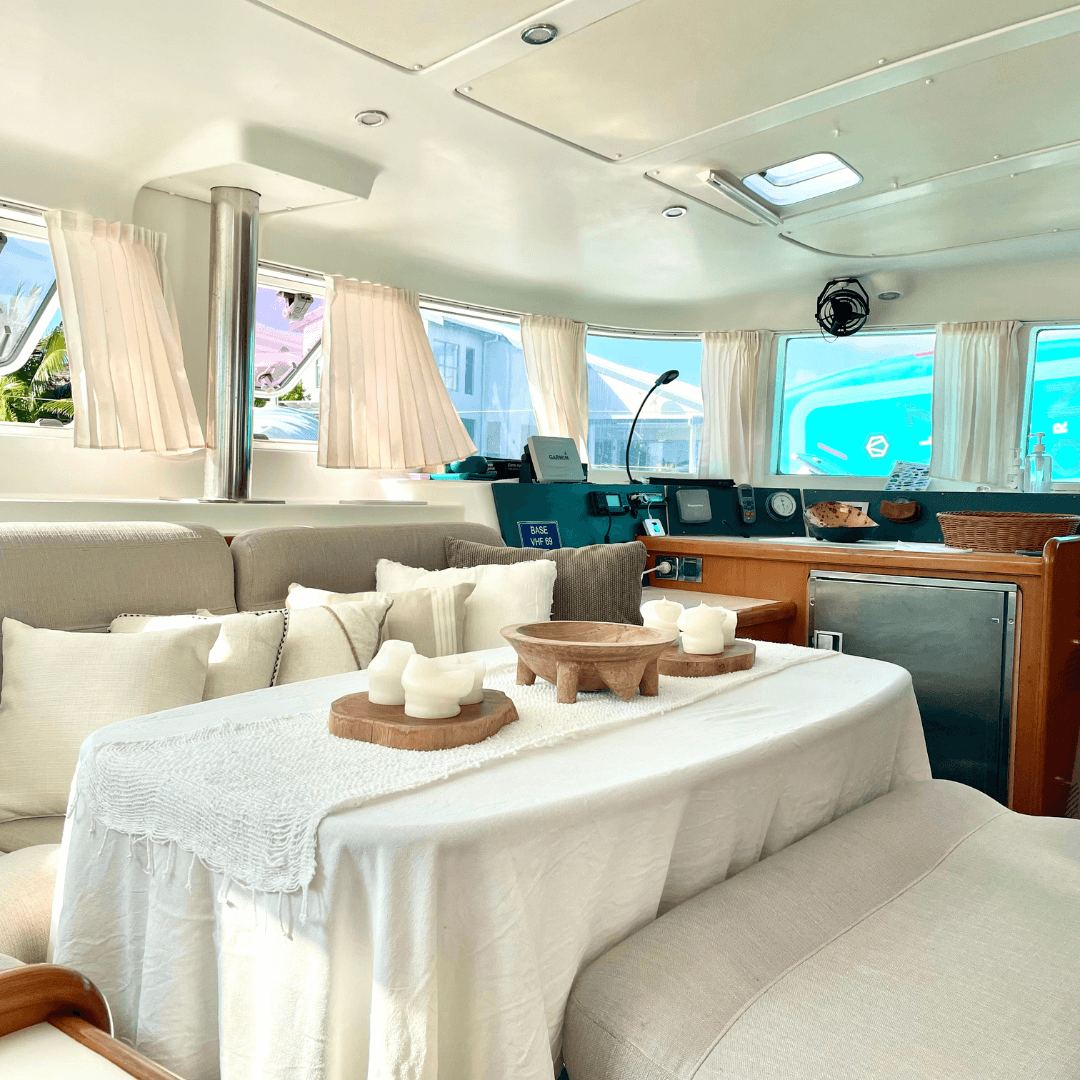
[1024,432,1053,493]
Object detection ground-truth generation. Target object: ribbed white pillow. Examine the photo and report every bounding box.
[375,559,556,651]
[110,610,288,699]
[0,617,219,822]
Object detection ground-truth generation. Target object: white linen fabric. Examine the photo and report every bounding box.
[43,210,204,453]
[110,610,288,699]
[931,321,1022,486]
[274,599,390,685]
[520,315,590,464]
[0,618,217,822]
[376,557,556,650]
[286,582,474,657]
[698,330,771,484]
[317,277,476,470]
[73,642,829,898]
[53,648,930,1080]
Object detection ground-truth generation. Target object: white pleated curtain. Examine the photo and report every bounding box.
[44,210,204,453]
[930,321,1022,486]
[519,315,589,464]
[697,330,770,484]
[318,277,476,469]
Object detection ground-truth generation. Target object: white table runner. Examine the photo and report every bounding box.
[75,642,830,900]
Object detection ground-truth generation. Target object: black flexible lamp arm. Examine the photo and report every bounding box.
[625,369,679,484]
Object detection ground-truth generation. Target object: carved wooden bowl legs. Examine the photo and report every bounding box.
[515,656,661,704]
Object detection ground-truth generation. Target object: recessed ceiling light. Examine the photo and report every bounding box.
[354,110,389,128]
[521,24,558,45]
[662,205,687,218]
[742,152,861,206]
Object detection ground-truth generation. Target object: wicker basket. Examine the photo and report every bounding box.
[937,511,1080,553]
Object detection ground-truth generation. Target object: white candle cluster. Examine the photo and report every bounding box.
[640,597,738,656]
[367,640,487,719]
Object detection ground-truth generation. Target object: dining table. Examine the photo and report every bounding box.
[51,642,930,1080]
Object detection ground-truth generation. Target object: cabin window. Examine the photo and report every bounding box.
[585,333,703,475]
[0,213,68,427]
[773,330,935,477]
[421,304,537,460]
[1028,327,1080,482]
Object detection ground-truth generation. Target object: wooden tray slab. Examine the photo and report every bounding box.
[657,639,756,677]
[329,689,518,750]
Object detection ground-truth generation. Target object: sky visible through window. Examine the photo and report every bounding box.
[1030,328,1080,480]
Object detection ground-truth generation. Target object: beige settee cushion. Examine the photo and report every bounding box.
[0,845,60,963]
[564,780,1080,1080]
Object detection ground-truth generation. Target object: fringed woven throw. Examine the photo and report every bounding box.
[75,643,830,906]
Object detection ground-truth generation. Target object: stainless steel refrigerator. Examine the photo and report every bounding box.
[807,571,1018,803]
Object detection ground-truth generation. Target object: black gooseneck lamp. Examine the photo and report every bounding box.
[625,369,679,484]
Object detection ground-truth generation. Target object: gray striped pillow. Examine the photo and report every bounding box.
[287,583,475,657]
[444,539,647,625]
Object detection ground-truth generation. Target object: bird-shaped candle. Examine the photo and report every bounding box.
[367,640,416,706]
[402,655,474,719]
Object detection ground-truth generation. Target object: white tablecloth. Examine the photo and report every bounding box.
[52,647,930,1080]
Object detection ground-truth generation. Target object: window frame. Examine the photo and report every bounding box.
[767,325,937,488]
[254,262,326,402]
[1022,320,1080,491]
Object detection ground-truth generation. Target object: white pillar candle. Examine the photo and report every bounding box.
[367,640,416,706]
[434,656,487,705]
[402,655,473,719]
[641,596,684,643]
[677,604,728,655]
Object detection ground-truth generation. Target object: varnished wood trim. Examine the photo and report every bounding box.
[0,963,110,1040]
[49,1015,183,1080]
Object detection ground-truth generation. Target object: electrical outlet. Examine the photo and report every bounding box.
[654,557,679,580]
[678,556,702,583]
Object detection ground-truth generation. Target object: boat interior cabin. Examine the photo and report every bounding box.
[3,1,1080,1077]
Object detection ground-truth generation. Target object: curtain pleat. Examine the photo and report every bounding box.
[43,210,203,453]
[698,330,769,484]
[519,315,589,464]
[930,321,1021,485]
[318,277,476,469]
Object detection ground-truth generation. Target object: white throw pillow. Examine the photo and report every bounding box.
[274,599,391,685]
[110,610,288,699]
[375,559,556,651]
[0,617,219,822]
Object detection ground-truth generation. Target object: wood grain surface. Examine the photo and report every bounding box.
[658,639,756,677]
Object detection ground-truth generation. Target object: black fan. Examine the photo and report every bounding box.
[815,278,870,339]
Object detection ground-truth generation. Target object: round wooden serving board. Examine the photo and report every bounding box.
[657,639,756,677]
[328,689,518,751]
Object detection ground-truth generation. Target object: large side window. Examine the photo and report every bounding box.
[1028,328,1080,482]
[586,333,703,475]
[421,305,537,460]
[774,331,935,477]
[0,213,69,426]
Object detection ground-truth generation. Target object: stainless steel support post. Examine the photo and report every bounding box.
[203,186,260,502]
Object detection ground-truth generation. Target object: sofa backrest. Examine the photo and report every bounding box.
[0,521,236,687]
[231,522,506,611]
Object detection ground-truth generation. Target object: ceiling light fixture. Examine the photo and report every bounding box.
[662,205,687,218]
[704,172,782,226]
[354,110,389,128]
[742,152,861,206]
[521,23,558,45]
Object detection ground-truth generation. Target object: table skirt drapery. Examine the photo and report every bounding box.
[52,647,930,1080]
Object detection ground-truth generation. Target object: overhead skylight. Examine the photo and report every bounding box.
[742,153,861,206]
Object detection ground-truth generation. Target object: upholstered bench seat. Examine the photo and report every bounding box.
[563,780,1080,1080]
[0,846,60,964]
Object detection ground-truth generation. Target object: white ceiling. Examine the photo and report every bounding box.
[1,0,1079,328]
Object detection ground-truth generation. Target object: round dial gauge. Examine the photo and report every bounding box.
[766,491,798,520]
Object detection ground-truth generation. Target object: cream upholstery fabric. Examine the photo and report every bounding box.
[0,818,64,853]
[111,610,287,698]
[0,845,60,963]
[376,558,556,651]
[44,209,204,453]
[564,780,1080,1080]
[230,522,504,612]
[287,583,474,657]
[274,600,391,685]
[0,953,24,973]
[0,618,218,821]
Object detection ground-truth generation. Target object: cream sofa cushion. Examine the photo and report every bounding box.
[110,610,287,699]
[0,817,64,853]
[0,844,60,963]
[287,583,474,657]
[0,618,218,822]
[274,599,391,685]
[375,559,556,651]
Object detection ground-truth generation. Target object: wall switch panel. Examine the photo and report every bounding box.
[677,556,702,583]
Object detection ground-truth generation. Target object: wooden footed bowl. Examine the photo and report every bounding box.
[502,621,677,704]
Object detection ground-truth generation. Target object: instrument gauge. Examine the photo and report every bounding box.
[766,491,798,521]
